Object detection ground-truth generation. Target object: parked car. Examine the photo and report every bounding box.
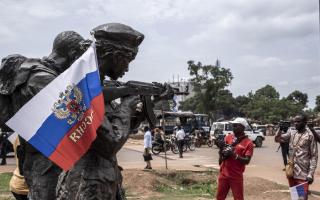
[252,124,267,136]
[210,120,265,147]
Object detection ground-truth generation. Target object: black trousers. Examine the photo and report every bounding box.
[0,139,8,164]
[177,140,184,157]
[12,192,28,200]
[281,142,289,166]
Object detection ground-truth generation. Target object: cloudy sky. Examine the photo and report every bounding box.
[0,0,319,107]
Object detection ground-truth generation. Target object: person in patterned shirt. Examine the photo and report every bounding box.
[275,114,318,200]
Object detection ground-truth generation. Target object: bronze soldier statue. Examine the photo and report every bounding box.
[0,31,86,200]
[56,23,146,200]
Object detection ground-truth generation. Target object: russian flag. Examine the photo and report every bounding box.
[6,44,105,171]
[289,182,308,200]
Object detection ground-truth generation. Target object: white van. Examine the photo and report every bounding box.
[210,121,265,147]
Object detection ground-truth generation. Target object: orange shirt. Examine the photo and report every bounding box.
[220,134,254,179]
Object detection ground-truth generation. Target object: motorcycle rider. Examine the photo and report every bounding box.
[154,127,165,149]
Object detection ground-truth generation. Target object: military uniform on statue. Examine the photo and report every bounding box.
[56,23,145,200]
[0,31,86,200]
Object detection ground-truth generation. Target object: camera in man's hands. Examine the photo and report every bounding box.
[279,121,290,133]
[221,145,234,158]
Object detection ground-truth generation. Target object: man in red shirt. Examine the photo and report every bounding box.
[216,118,254,200]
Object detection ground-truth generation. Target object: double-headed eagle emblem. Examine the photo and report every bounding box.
[52,84,87,125]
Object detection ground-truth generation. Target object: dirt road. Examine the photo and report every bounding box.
[1,136,319,199]
[119,136,320,194]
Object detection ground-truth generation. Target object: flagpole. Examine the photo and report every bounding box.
[161,102,168,170]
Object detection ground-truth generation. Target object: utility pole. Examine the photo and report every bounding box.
[161,102,168,170]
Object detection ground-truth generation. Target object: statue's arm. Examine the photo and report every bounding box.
[92,96,141,158]
[26,71,56,97]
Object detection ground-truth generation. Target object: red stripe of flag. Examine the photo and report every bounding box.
[49,93,104,170]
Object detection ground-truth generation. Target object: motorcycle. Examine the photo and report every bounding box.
[151,135,179,155]
[184,134,196,151]
[195,130,213,148]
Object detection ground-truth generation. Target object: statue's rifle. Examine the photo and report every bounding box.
[103,80,189,128]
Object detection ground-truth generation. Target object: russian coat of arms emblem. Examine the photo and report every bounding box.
[52,84,87,125]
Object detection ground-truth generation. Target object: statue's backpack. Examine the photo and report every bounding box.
[0,54,27,128]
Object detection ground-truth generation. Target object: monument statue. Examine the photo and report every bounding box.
[0,31,87,200]
[56,23,146,200]
[1,23,174,200]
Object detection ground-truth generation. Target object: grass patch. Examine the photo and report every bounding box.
[0,173,14,200]
[155,182,216,197]
[153,170,217,199]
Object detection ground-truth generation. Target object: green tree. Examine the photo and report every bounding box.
[237,86,308,123]
[287,90,308,108]
[179,60,233,119]
[234,95,251,117]
[255,85,280,99]
[314,95,320,113]
[244,85,280,122]
[214,89,237,119]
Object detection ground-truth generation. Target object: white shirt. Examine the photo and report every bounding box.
[176,129,185,141]
[144,130,152,148]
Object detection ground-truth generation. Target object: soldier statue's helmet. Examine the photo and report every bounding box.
[91,23,144,49]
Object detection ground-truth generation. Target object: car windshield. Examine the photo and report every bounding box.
[245,125,252,131]
[225,123,233,131]
[217,123,224,130]
[196,116,210,126]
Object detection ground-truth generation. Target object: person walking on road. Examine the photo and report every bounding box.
[276,121,290,170]
[175,125,185,158]
[0,131,8,165]
[216,117,254,200]
[143,126,153,170]
[275,114,318,200]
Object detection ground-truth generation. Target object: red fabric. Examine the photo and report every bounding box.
[224,133,235,144]
[216,174,244,200]
[49,94,105,171]
[220,134,254,179]
[288,178,309,200]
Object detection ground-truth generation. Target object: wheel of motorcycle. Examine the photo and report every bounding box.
[171,143,179,154]
[207,140,213,148]
[195,140,202,148]
[188,141,196,151]
[183,144,187,152]
[151,145,161,155]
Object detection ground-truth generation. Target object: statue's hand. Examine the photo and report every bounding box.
[119,95,141,115]
[159,83,174,99]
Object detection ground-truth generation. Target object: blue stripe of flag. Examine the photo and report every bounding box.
[28,70,102,157]
[296,184,306,197]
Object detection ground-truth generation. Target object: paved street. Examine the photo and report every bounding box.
[1,136,320,193]
[119,136,320,193]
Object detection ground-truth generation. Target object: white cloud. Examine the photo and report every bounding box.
[0,0,318,107]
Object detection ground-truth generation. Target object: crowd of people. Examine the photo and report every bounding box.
[143,125,187,169]
[141,114,319,200]
[216,114,318,200]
